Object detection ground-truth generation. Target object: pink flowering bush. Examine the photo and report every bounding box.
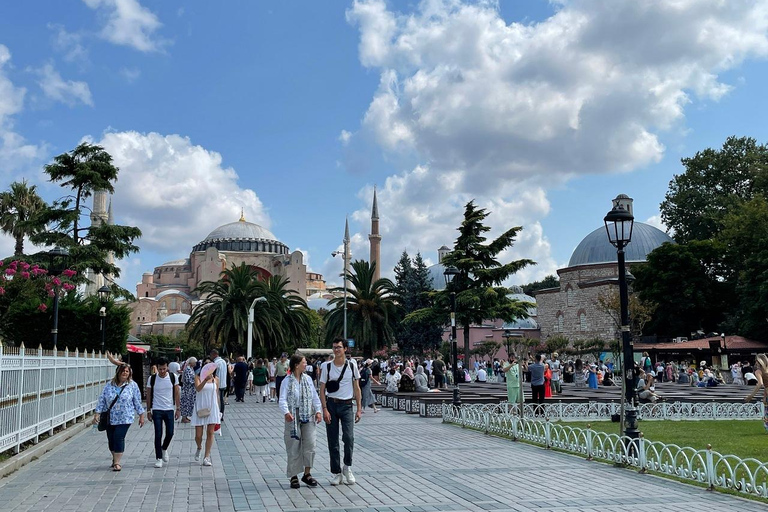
[0,259,78,314]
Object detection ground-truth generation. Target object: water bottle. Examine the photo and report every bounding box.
[91,423,99,433]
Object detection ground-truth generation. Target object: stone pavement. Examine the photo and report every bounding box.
[0,394,765,512]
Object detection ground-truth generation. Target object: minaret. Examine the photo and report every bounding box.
[85,190,110,295]
[368,187,381,282]
[344,217,351,279]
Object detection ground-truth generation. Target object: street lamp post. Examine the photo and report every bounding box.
[97,285,112,353]
[332,223,350,341]
[603,197,638,442]
[247,296,268,360]
[444,265,461,406]
[48,246,70,348]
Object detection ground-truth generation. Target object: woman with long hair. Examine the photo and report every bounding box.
[279,354,322,488]
[502,355,522,405]
[93,364,146,471]
[192,365,221,466]
[745,353,768,432]
[180,357,197,423]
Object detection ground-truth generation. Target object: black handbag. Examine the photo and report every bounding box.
[98,385,126,431]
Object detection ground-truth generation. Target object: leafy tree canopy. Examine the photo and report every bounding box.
[522,275,559,296]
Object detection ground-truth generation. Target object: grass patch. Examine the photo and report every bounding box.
[560,420,768,462]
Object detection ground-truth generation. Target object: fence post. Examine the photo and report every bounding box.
[706,444,715,491]
[545,419,552,449]
[15,343,26,454]
[34,344,43,444]
[63,347,69,429]
[637,433,647,472]
[511,416,519,440]
[585,424,593,460]
[50,346,57,436]
[484,411,490,434]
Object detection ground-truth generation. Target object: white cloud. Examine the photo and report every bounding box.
[48,24,89,65]
[36,64,94,107]
[0,45,46,173]
[93,131,270,261]
[338,0,768,285]
[119,67,141,83]
[644,214,673,236]
[83,0,167,53]
[338,130,353,146]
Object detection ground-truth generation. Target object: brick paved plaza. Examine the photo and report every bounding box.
[0,398,764,512]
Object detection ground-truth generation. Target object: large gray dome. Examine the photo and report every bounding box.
[568,222,674,267]
[193,219,288,255]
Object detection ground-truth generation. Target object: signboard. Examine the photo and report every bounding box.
[347,338,355,348]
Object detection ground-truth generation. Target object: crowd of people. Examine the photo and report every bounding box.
[92,347,768,480]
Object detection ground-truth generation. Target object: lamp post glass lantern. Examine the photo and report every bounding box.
[443,265,461,406]
[48,246,70,348]
[98,285,111,353]
[603,200,638,441]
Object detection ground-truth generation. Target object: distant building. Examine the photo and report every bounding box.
[535,195,675,343]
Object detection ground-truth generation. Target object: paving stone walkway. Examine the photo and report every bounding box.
[0,394,765,512]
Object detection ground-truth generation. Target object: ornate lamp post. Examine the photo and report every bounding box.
[444,265,461,406]
[48,246,70,348]
[603,197,638,441]
[97,285,112,353]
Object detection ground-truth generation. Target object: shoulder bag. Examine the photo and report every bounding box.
[98,385,126,431]
[325,362,348,393]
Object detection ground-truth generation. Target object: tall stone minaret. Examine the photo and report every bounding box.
[85,190,111,296]
[344,217,351,280]
[368,187,381,282]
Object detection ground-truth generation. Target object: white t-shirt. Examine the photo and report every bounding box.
[550,360,561,381]
[169,361,181,375]
[147,374,177,411]
[320,358,361,400]
[476,368,487,382]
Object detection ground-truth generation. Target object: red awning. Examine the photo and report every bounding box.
[127,344,147,354]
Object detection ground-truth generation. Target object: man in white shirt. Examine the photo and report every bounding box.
[146,357,180,468]
[550,353,562,395]
[476,366,487,382]
[211,349,228,419]
[319,338,362,486]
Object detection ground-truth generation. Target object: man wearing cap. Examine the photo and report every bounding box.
[319,337,362,485]
[275,353,290,401]
[211,349,228,420]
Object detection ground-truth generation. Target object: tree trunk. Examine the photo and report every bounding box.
[14,235,23,256]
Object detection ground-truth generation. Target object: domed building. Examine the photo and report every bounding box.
[535,195,675,342]
[130,213,307,336]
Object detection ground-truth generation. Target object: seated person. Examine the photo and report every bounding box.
[635,370,659,403]
[399,366,415,392]
[745,371,758,386]
[476,366,487,383]
[677,370,690,384]
[414,366,429,392]
[602,371,616,386]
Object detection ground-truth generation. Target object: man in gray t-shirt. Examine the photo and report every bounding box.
[529,355,546,405]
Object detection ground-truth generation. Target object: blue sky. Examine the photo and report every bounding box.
[1,0,768,294]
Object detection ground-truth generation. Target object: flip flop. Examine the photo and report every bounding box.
[112,464,122,472]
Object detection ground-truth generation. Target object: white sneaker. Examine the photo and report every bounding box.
[329,473,343,486]
[342,466,356,485]
[202,457,212,466]
[194,449,201,462]
[154,459,163,468]
[269,398,276,402]
[162,450,169,462]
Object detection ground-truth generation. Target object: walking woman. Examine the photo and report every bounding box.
[279,355,322,489]
[252,358,270,403]
[180,357,197,423]
[544,363,553,398]
[744,353,768,432]
[93,364,146,471]
[361,360,379,413]
[502,355,522,405]
[193,364,221,466]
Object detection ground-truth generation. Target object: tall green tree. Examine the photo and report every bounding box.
[188,263,310,356]
[522,275,559,296]
[660,136,768,243]
[325,260,399,358]
[441,201,535,365]
[30,143,141,295]
[393,251,443,355]
[0,180,47,257]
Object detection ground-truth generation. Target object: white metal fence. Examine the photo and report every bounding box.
[490,401,764,421]
[0,343,113,454]
[443,404,768,499]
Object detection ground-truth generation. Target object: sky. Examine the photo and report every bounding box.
[1,0,768,295]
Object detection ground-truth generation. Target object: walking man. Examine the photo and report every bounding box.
[211,349,228,420]
[529,354,546,409]
[319,338,362,485]
[146,357,180,468]
[275,353,289,400]
[233,356,249,402]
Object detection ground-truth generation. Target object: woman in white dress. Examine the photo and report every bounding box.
[192,368,220,467]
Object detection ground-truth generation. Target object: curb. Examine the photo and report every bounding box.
[0,419,89,479]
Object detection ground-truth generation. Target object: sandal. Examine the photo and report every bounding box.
[301,474,318,487]
[112,464,122,472]
[290,476,300,489]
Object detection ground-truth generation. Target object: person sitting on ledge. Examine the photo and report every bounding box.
[399,365,415,392]
[602,371,616,386]
[636,369,659,403]
[677,369,690,384]
[414,366,429,392]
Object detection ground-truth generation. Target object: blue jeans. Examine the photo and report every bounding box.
[106,424,130,453]
[325,400,354,474]
[152,410,175,459]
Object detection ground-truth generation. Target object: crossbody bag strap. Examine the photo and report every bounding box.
[107,385,126,412]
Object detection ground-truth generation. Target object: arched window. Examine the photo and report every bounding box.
[555,312,564,333]
[579,312,587,331]
[566,285,574,307]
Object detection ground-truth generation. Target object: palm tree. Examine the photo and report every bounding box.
[0,180,46,256]
[325,260,400,358]
[188,263,311,355]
